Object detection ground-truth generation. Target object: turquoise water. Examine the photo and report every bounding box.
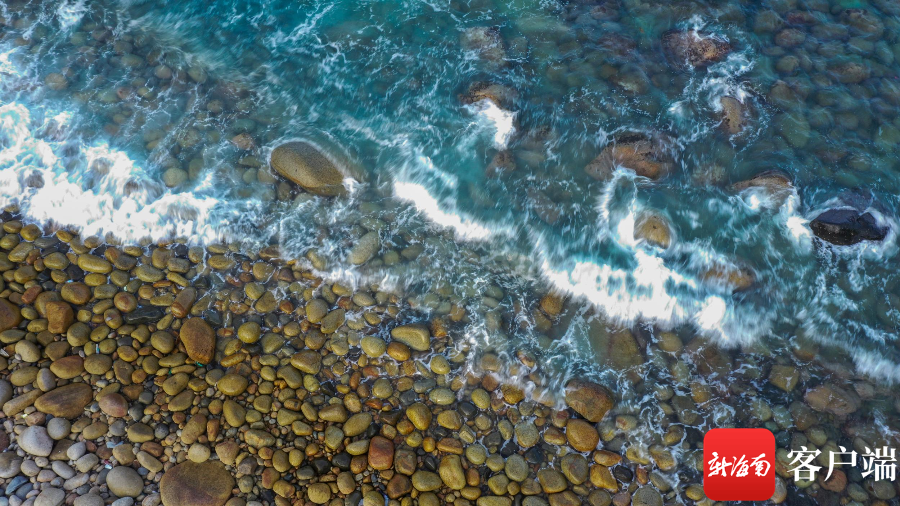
[2,0,900,383]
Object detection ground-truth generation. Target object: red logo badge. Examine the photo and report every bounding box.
[703,428,776,501]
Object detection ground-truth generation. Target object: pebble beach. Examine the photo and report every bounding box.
[3,0,900,505]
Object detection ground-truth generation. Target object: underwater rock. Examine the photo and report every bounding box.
[460,27,507,66]
[611,64,649,95]
[774,28,805,48]
[459,82,517,109]
[804,384,861,416]
[809,208,887,245]
[828,61,871,84]
[700,264,755,291]
[585,132,674,180]
[270,142,347,197]
[661,30,731,69]
[347,231,381,265]
[776,113,810,148]
[731,170,792,192]
[719,96,747,135]
[44,73,68,91]
[485,151,517,178]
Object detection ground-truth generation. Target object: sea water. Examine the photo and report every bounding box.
[2,0,900,387]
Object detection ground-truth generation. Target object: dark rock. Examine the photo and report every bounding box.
[524,446,545,465]
[423,455,438,472]
[613,465,633,483]
[332,453,351,471]
[499,440,518,457]
[123,306,164,325]
[810,209,887,245]
[458,401,477,418]
[311,459,331,475]
[346,492,362,506]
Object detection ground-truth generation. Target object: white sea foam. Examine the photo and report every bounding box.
[0,102,222,243]
[393,181,497,241]
[466,99,516,150]
[57,0,88,31]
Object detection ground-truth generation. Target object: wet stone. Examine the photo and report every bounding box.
[270,142,348,196]
[160,461,234,506]
[391,324,431,351]
[631,487,663,506]
[810,209,887,245]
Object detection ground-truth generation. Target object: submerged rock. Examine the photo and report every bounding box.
[700,264,755,291]
[460,82,516,109]
[828,61,870,84]
[810,208,887,245]
[719,96,747,135]
[270,141,347,196]
[634,212,672,249]
[44,73,68,91]
[460,27,506,66]
[662,30,731,69]
[391,324,431,351]
[347,231,380,265]
[585,132,674,180]
[485,151,517,178]
[731,170,792,192]
[804,384,861,416]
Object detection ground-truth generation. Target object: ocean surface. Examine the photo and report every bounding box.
[2,0,900,387]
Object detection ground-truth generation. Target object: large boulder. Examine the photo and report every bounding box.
[719,96,747,135]
[270,142,347,196]
[662,30,731,69]
[179,318,216,364]
[460,27,506,67]
[459,82,517,109]
[731,170,792,192]
[564,379,614,422]
[585,132,674,181]
[634,212,673,249]
[34,383,92,419]
[810,208,887,246]
[160,461,234,506]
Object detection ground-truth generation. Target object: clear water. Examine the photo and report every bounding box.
[3,0,900,386]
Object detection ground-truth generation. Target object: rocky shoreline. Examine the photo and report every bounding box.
[2,1,900,504]
[1,210,900,506]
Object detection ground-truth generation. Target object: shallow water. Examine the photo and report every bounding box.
[2,0,900,386]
